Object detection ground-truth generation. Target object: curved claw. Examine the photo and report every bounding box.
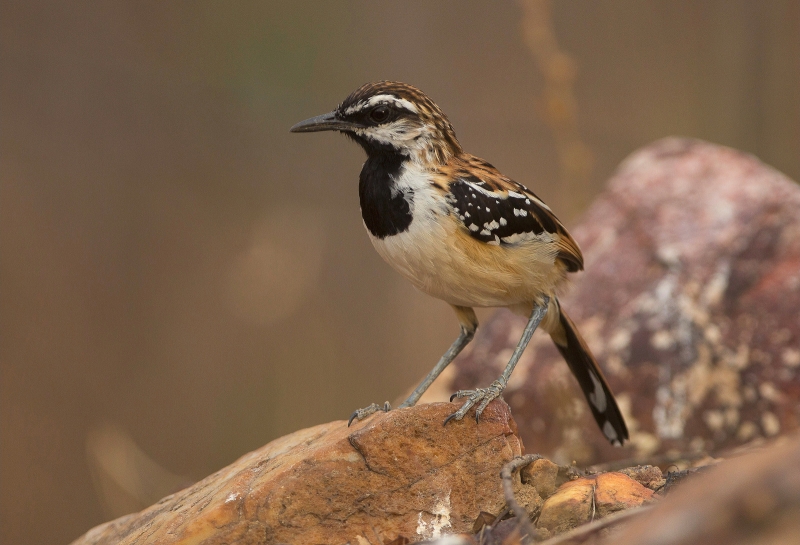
[443,412,460,426]
[444,396,476,426]
[474,395,495,422]
[449,389,470,402]
[444,399,475,425]
[347,401,391,427]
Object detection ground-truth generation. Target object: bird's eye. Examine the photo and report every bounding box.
[369,105,390,123]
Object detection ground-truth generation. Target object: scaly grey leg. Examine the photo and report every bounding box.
[445,297,549,425]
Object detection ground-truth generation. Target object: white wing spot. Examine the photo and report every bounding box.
[499,217,507,226]
[464,180,500,198]
[501,232,536,244]
[469,224,479,232]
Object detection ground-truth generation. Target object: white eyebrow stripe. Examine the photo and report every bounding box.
[343,95,419,115]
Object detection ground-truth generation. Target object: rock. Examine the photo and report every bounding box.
[536,478,594,535]
[426,138,800,465]
[536,472,653,535]
[617,465,665,491]
[520,458,560,498]
[592,473,654,516]
[610,433,800,545]
[71,401,522,545]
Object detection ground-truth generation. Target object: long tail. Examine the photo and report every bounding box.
[546,299,629,446]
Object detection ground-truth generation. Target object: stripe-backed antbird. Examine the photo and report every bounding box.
[291,81,628,445]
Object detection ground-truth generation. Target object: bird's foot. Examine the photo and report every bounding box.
[444,379,506,425]
[347,401,391,426]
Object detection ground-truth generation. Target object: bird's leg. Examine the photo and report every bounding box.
[445,297,549,425]
[348,306,477,426]
[398,325,475,408]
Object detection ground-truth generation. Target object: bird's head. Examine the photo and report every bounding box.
[291,81,462,166]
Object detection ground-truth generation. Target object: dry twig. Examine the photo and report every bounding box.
[500,454,543,544]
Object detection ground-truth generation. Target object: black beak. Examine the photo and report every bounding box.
[290,110,359,133]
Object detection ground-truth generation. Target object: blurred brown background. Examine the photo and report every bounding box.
[1,1,798,543]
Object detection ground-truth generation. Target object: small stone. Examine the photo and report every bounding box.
[618,465,665,490]
[593,472,654,517]
[520,458,559,498]
[536,478,593,534]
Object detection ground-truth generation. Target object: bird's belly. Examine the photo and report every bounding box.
[367,215,565,308]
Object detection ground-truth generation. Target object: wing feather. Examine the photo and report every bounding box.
[440,154,584,272]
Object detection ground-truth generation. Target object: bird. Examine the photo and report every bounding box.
[291,81,628,446]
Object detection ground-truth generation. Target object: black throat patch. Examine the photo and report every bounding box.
[358,150,413,238]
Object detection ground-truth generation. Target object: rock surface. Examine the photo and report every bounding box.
[71,401,522,545]
[424,138,800,465]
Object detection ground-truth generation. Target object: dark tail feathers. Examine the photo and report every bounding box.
[550,302,629,446]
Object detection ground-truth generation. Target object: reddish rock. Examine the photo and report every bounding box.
[429,138,800,465]
[536,472,653,535]
[71,401,522,545]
